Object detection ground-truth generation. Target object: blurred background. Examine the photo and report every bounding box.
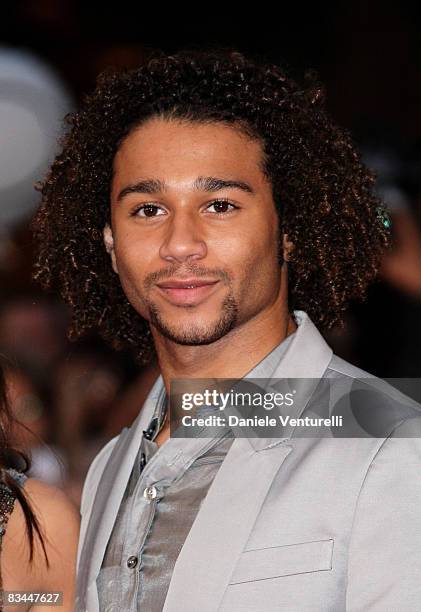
[1,0,421,505]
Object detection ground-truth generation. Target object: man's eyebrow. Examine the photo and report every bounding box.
[194,176,254,194]
[117,178,166,201]
[116,176,254,201]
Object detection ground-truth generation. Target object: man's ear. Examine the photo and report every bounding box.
[103,224,119,274]
[282,233,294,262]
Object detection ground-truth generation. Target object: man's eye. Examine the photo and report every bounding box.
[206,200,237,214]
[134,204,165,217]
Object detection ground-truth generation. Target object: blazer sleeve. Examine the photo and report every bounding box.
[346,417,421,611]
[77,433,121,570]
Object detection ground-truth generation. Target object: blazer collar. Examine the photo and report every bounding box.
[229,310,333,452]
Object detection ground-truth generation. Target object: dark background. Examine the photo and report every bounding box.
[3,1,421,135]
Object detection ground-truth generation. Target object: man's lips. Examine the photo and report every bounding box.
[157,278,219,289]
[155,278,220,305]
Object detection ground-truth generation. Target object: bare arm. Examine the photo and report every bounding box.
[2,478,80,612]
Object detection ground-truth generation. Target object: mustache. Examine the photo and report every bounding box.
[144,265,232,289]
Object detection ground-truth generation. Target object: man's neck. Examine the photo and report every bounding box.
[153,302,297,395]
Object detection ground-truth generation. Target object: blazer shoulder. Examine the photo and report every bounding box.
[325,353,421,431]
[79,395,155,518]
[80,433,122,517]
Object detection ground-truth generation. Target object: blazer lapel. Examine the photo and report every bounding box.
[163,436,293,612]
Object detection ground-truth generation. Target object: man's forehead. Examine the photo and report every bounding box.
[112,119,268,193]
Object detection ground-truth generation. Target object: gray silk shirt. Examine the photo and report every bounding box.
[97,330,296,612]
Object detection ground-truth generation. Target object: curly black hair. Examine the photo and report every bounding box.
[32,48,392,365]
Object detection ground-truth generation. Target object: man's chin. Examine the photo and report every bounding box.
[148,295,239,345]
[152,322,232,346]
[149,313,238,345]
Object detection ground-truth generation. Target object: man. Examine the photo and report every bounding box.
[33,50,421,611]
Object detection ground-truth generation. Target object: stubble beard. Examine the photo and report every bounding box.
[148,292,239,345]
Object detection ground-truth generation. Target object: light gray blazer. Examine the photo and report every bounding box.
[76,310,421,611]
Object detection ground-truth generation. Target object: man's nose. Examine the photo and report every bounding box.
[159,212,207,264]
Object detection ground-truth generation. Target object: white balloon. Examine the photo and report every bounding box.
[0,47,74,228]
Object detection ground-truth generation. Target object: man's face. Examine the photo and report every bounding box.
[106,117,284,346]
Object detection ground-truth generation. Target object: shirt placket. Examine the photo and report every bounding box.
[123,419,231,609]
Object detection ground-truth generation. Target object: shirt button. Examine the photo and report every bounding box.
[127,555,138,569]
[143,485,157,500]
